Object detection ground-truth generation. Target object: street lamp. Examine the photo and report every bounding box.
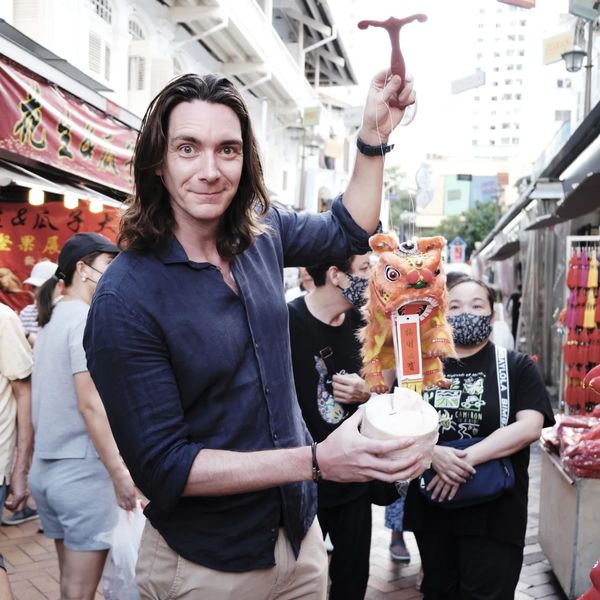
[561,16,596,117]
[561,47,587,72]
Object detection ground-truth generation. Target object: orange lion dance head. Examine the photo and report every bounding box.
[360,233,456,392]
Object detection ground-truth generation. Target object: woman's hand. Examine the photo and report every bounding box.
[431,445,476,485]
[426,473,460,503]
[332,373,371,404]
[359,70,416,145]
[4,468,29,513]
[111,468,137,511]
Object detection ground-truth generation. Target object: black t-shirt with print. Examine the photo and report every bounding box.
[404,342,555,547]
[288,296,369,508]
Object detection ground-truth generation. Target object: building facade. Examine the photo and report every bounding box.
[0,0,358,212]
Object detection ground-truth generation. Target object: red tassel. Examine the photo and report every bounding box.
[578,328,590,365]
[565,329,579,365]
[567,289,578,329]
[567,249,579,289]
[579,250,590,288]
[590,328,600,364]
[577,248,590,288]
[576,289,587,327]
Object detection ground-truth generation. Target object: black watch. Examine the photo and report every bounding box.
[356,136,394,157]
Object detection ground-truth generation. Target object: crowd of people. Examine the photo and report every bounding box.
[0,67,554,600]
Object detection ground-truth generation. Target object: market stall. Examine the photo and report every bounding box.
[0,50,138,282]
[539,410,600,599]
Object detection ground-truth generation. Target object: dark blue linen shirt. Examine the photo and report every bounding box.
[83,197,371,572]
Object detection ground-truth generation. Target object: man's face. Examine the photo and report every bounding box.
[159,100,244,232]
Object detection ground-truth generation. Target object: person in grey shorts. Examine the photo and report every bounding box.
[29,233,137,600]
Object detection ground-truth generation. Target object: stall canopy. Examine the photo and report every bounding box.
[487,240,520,261]
[555,172,600,220]
[0,160,63,193]
[523,172,600,230]
[524,213,569,231]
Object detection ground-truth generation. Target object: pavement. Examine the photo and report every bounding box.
[0,443,571,599]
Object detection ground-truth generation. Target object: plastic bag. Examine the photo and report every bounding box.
[102,500,146,600]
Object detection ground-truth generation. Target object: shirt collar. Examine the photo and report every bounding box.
[154,234,213,270]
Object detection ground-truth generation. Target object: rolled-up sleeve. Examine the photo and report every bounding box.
[274,195,374,267]
[84,291,202,512]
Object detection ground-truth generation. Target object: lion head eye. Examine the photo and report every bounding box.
[384,265,400,282]
[398,240,418,255]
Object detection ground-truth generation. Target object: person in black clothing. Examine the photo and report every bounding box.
[288,254,373,600]
[508,284,522,341]
[404,277,555,600]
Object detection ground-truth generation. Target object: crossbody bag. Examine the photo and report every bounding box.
[418,345,516,509]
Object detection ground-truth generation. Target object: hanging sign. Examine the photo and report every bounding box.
[0,57,137,194]
[569,0,600,20]
[0,201,119,282]
[448,236,468,263]
[392,313,423,394]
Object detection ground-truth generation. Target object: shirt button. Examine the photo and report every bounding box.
[265,387,270,395]
[273,432,278,440]
[255,342,260,350]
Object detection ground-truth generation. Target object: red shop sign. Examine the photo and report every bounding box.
[0,201,119,283]
[0,56,137,194]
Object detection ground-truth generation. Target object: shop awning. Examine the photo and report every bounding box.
[487,240,520,261]
[0,159,124,209]
[555,172,600,220]
[524,213,569,231]
[0,160,63,193]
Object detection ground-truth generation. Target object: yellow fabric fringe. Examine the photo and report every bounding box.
[584,288,596,329]
[588,254,599,288]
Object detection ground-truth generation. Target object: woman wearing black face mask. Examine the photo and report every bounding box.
[403,277,555,600]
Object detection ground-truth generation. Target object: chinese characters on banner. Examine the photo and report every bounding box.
[0,56,136,194]
[398,320,421,377]
[0,202,119,282]
[391,313,424,395]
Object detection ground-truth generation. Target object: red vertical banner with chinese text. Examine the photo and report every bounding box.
[0,202,119,282]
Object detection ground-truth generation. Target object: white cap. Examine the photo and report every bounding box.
[24,261,58,287]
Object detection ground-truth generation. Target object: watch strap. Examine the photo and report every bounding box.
[311,442,322,482]
[356,136,394,157]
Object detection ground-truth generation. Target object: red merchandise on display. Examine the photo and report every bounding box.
[561,243,600,415]
[580,251,590,289]
[568,248,580,289]
[550,414,600,479]
[577,559,600,600]
[562,440,600,478]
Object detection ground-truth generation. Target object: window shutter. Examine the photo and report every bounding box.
[89,31,102,74]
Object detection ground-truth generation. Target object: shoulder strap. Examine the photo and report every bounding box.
[495,345,510,428]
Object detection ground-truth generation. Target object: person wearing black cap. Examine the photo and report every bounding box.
[84,72,421,599]
[29,233,137,600]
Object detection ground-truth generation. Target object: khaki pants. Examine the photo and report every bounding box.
[136,520,328,600]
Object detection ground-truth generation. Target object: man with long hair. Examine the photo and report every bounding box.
[84,70,418,599]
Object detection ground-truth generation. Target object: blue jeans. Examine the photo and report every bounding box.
[384,496,405,532]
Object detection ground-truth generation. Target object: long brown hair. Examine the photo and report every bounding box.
[119,74,270,258]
